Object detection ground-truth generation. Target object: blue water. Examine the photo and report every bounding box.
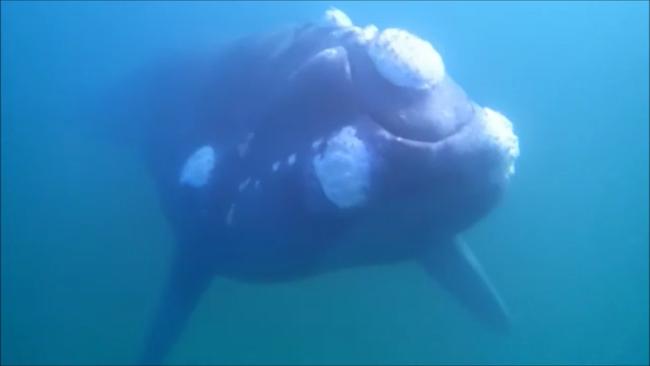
[1,1,648,365]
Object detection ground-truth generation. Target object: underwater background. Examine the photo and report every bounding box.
[1,1,648,365]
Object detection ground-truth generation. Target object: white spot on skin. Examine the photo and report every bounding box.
[368,28,445,90]
[287,154,297,166]
[180,145,216,187]
[323,7,353,28]
[362,25,378,41]
[312,138,324,150]
[238,177,251,192]
[226,204,235,226]
[319,47,340,59]
[313,126,370,208]
[480,107,520,181]
[272,161,281,172]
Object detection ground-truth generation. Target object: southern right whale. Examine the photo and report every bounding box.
[115,8,520,364]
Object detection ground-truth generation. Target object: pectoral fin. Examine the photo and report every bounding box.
[419,236,511,332]
[140,243,214,364]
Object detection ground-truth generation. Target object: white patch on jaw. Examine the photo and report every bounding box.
[313,126,370,209]
[368,28,445,90]
[272,161,281,172]
[323,7,353,28]
[238,177,251,192]
[180,145,216,188]
[480,107,520,181]
[287,154,297,166]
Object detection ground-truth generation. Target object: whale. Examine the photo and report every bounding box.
[119,8,520,364]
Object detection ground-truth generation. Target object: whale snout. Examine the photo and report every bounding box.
[345,25,473,145]
[346,23,520,188]
[350,102,519,219]
[310,10,519,214]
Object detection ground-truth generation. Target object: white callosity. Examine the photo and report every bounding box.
[287,154,297,166]
[179,145,216,187]
[272,161,281,172]
[368,28,445,90]
[313,126,371,208]
[339,24,378,45]
[312,138,324,150]
[480,107,520,181]
[324,8,378,46]
[323,7,353,28]
[360,25,379,42]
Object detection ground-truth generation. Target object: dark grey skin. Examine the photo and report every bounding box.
[120,17,513,365]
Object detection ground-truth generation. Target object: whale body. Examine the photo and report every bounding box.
[121,9,520,364]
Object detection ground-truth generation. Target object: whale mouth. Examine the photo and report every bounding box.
[374,118,462,154]
[374,97,476,145]
[369,88,478,147]
[370,104,519,185]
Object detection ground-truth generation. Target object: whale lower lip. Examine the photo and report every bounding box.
[360,76,477,145]
[376,112,469,145]
[376,123,453,153]
[368,114,468,164]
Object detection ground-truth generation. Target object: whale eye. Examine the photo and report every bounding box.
[313,126,371,208]
[179,145,216,187]
[368,28,445,90]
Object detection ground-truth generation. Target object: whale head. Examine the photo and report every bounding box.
[311,16,520,230]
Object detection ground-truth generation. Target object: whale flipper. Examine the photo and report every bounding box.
[420,237,511,332]
[140,244,214,365]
